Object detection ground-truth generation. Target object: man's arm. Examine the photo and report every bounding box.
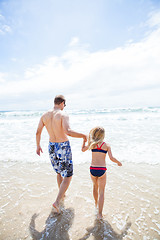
[36,117,44,156]
[62,114,87,140]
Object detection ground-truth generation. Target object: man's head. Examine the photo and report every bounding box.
[54,95,66,110]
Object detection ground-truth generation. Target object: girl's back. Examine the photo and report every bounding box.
[91,141,108,167]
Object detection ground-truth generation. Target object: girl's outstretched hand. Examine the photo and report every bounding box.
[117,161,122,166]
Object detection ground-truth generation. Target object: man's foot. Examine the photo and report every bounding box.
[52,202,59,213]
[97,213,103,220]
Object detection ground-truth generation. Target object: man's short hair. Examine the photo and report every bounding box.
[54,95,66,105]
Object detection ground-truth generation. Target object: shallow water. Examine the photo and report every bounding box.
[0,161,160,239]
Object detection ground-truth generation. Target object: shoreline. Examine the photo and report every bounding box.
[0,161,160,239]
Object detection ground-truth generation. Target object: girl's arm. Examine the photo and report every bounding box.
[81,138,89,152]
[107,145,122,166]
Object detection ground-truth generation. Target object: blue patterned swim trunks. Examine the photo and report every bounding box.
[48,141,73,177]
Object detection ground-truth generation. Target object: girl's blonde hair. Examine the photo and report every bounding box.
[88,126,105,150]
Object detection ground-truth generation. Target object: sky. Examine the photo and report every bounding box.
[0,0,160,110]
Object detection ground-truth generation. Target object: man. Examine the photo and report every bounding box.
[36,95,87,213]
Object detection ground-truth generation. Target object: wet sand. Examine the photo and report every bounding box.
[0,161,160,240]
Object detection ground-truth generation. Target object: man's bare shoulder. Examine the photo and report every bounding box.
[42,110,68,120]
[40,110,54,122]
[41,109,52,118]
[61,111,68,117]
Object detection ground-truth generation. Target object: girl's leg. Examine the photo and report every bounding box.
[98,173,106,219]
[90,174,98,207]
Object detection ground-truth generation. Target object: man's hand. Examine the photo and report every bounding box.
[83,135,88,142]
[36,146,43,156]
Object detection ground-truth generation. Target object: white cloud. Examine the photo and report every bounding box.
[0,11,160,110]
[3,24,12,33]
[0,13,12,35]
[0,73,7,83]
[69,37,80,47]
[147,11,160,28]
[0,14,4,20]
[11,58,17,62]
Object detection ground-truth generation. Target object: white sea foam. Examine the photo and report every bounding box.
[0,107,160,165]
[154,207,159,215]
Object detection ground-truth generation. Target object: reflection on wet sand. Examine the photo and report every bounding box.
[29,207,74,240]
[79,218,131,240]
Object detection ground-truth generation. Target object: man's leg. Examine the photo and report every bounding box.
[53,176,72,212]
[57,173,63,188]
[57,173,66,198]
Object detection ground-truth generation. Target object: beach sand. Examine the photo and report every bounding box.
[0,161,160,240]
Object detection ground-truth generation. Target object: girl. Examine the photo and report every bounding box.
[82,126,122,219]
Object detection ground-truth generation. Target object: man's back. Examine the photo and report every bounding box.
[42,110,69,142]
[36,96,86,156]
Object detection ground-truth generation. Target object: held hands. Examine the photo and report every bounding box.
[36,146,43,156]
[82,135,88,152]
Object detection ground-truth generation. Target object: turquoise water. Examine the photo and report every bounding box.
[0,107,160,165]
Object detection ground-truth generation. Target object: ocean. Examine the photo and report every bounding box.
[1,107,160,240]
[0,107,160,165]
